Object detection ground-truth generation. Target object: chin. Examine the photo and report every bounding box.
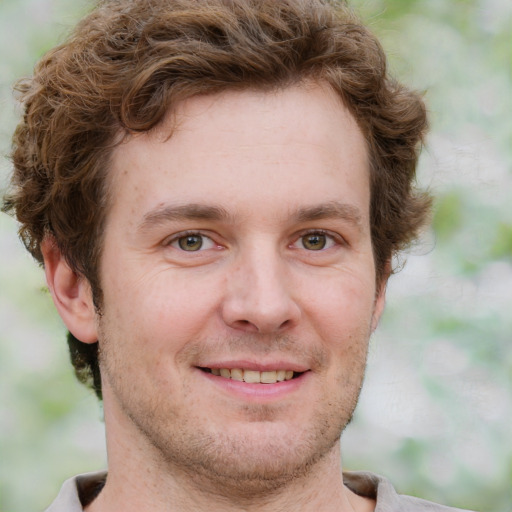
[177,427,340,498]
[145,411,348,497]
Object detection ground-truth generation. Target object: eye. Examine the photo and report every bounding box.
[169,233,216,252]
[294,231,338,251]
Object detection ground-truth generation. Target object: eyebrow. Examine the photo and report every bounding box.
[295,201,364,229]
[137,200,364,233]
[137,203,232,233]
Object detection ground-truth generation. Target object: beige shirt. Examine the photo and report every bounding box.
[44,470,476,512]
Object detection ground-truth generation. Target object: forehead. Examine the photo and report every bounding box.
[108,83,369,227]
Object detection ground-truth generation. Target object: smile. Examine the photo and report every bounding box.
[201,368,299,384]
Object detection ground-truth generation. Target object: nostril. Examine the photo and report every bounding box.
[230,319,259,332]
[222,293,300,334]
[278,319,291,330]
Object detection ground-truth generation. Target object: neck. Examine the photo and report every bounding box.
[87,436,372,512]
[87,392,374,512]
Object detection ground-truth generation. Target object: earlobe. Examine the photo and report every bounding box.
[41,237,98,344]
[371,260,391,332]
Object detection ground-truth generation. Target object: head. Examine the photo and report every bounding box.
[3,0,430,401]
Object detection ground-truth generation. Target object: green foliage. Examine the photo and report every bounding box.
[433,191,464,241]
[1,0,511,511]
[491,223,512,260]
[344,1,512,510]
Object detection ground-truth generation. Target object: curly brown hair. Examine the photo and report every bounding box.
[3,0,431,399]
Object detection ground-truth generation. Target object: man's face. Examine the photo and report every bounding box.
[95,83,386,488]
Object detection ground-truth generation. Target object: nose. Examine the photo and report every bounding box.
[221,246,301,334]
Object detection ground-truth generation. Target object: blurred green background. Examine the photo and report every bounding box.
[0,0,510,510]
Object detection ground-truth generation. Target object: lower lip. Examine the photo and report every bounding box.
[198,369,309,401]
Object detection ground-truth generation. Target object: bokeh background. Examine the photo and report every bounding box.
[0,0,511,510]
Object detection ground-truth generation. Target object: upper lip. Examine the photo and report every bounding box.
[196,360,310,372]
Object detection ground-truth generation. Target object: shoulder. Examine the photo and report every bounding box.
[343,471,478,512]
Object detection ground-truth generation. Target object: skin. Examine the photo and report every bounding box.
[43,82,387,512]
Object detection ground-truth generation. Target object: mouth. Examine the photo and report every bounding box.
[198,367,303,384]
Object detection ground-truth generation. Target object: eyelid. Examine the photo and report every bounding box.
[161,228,346,250]
[291,229,346,249]
[163,230,218,250]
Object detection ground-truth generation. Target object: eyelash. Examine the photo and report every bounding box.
[164,229,343,253]
[164,231,217,251]
[291,229,343,251]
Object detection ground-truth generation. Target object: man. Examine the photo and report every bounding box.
[3,0,475,510]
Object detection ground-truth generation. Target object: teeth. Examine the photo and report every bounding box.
[230,368,244,381]
[260,371,277,384]
[210,368,297,383]
[243,370,261,383]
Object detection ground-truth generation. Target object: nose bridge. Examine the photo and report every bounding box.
[222,239,299,333]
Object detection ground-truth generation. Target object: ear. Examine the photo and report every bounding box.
[41,237,98,344]
[371,260,391,332]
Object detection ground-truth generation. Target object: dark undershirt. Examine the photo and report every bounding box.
[77,474,106,508]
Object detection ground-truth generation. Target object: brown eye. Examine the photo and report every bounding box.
[301,233,327,250]
[178,235,203,251]
[169,233,217,252]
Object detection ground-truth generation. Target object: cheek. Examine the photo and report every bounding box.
[103,269,224,348]
[300,271,377,334]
